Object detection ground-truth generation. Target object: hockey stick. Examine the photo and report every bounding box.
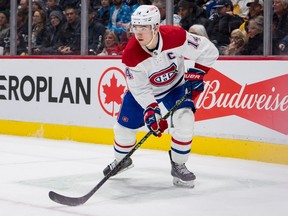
[49,92,190,206]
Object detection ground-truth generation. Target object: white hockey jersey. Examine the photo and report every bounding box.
[122,25,219,109]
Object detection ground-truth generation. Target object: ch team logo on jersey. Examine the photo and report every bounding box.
[149,63,178,86]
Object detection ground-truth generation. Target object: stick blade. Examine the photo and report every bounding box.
[49,191,87,206]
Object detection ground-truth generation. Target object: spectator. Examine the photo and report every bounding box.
[0,9,28,55]
[205,0,217,18]
[34,10,65,54]
[126,0,138,7]
[173,0,181,13]
[0,0,9,11]
[0,9,9,55]
[31,9,47,52]
[97,30,125,55]
[18,0,29,15]
[178,0,208,31]
[97,0,111,27]
[1,29,28,55]
[88,8,106,55]
[278,34,288,54]
[188,24,209,38]
[206,0,244,54]
[246,0,263,17]
[131,0,152,13]
[57,6,81,55]
[240,15,263,55]
[58,0,81,11]
[106,0,131,40]
[196,0,209,7]
[231,0,250,19]
[90,0,102,11]
[32,0,46,13]
[272,0,288,55]
[130,1,139,13]
[224,28,248,55]
[239,0,263,32]
[16,8,29,51]
[196,0,211,16]
[152,0,181,26]
[119,23,134,48]
[0,10,9,43]
[45,0,62,19]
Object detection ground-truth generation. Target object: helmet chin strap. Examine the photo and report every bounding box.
[145,24,157,48]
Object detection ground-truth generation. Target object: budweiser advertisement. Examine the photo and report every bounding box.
[0,57,287,146]
[194,60,287,145]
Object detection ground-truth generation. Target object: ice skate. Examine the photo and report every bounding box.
[169,150,196,188]
[103,158,134,176]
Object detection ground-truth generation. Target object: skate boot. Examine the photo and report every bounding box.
[169,150,196,188]
[103,157,133,176]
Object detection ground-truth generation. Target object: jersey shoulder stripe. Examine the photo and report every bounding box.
[160,25,186,51]
[122,36,150,67]
[122,26,186,67]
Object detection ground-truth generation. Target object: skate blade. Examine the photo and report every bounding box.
[173,177,195,188]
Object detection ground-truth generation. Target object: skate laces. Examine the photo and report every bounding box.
[175,163,191,175]
[108,160,118,170]
[109,159,131,170]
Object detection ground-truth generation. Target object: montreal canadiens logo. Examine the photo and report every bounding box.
[98,67,127,117]
[149,63,178,86]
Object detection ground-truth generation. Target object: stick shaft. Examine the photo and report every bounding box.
[49,92,190,206]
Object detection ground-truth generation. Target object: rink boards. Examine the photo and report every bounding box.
[0,56,287,164]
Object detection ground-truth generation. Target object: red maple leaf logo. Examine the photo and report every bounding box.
[102,74,125,105]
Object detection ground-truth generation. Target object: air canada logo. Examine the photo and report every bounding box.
[98,67,127,117]
[195,68,288,135]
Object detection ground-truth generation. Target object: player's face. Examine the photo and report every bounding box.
[132,25,153,46]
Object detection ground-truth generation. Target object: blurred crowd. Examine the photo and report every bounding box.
[0,0,287,56]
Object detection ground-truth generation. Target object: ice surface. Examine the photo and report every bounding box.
[0,135,287,216]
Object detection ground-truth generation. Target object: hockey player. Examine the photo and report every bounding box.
[103,5,219,187]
